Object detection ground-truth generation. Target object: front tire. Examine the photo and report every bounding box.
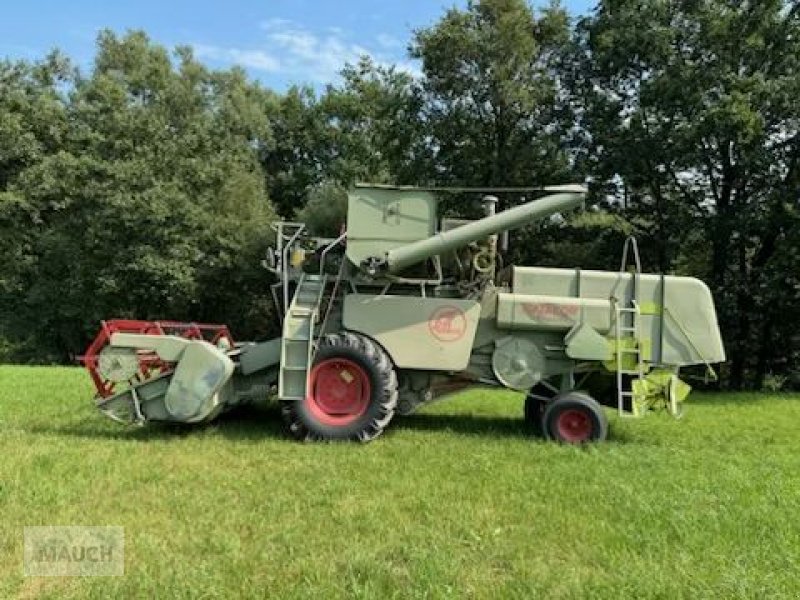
[542,392,608,444]
[281,332,398,442]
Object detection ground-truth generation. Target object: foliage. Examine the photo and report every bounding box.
[295,181,348,237]
[0,1,798,388]
[320,57,428,186]
[259,85,326,218]
[0,33,279,360]
[261,57,424,218]
[411,0,573,188]
[572,0,800,388]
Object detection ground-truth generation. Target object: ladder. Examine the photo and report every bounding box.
[615,300,646,417]
[278,273,327,401]
[616,236,645,417]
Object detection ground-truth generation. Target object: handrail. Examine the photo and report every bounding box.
[319,231,347,278]
[354,183,588,194]
[620,236,642,273]
[315,260,345,359]
[279,223,306,315]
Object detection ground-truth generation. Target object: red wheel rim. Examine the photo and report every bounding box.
[556,408,593,443]
[306,358,371,426]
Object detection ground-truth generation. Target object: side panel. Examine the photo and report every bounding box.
[496,293,613,332]
[343,294,480,370]
[511,266,725,366]
[164,341,235,423]
[238,338,282,376]
[345,188,437,267]
[661,276,726,365]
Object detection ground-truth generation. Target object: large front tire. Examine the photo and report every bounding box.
[281,332,398,442]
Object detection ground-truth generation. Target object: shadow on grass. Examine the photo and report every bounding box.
[28,403,640,445]
[392,412,530,439]
[393,411,639,444]
[27,403,286,442]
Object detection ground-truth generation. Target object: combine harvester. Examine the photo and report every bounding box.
[81,184,725,443]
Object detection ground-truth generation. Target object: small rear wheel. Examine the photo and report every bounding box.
[543,392,608,444]
[281,332,398,442]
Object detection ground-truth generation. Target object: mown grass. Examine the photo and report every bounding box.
[1,365,799,598]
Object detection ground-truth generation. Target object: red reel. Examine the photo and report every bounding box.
[80,319,234,398]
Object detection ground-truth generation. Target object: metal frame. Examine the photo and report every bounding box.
[274,221,306,319]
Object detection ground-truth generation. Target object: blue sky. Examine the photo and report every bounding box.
[0,0,596,90]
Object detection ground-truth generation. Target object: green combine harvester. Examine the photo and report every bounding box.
[82,184,725,443]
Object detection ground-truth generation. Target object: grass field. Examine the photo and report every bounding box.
[1,365,799,598]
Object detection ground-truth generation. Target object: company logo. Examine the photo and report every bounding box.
[521,302,579,322]
[428,306,467,342]
[24,526,124,577]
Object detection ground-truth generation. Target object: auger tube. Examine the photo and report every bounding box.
[375,189,586,275]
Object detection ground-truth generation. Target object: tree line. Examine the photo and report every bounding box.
[1,0,798,390]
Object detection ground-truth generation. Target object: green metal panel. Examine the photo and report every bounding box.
[496,293,612,332]
[110,333,190,361]
[511,266,725,366]
[345,187,437,268]
[564,323,612,361]
[164,341,235,423]
[660,276,725,365]
[342,294,481,370]
[238,339,282,376]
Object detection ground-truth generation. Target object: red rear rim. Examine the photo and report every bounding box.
[306,358,371,426]
[556,408,593,443]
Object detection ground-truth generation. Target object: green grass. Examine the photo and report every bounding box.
[1,366,800,598]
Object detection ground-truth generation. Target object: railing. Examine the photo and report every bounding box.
[315,232,348,355]
[274,222,306,321]
[319,231,347,278]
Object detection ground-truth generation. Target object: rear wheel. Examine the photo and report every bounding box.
[281,332,398,442]
[542,392,608,444]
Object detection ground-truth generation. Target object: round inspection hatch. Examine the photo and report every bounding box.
[492,337,545,391]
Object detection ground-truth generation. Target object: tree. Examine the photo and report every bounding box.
[411,0,573,188]
[295,181,348,237]
[0,31,279,361]
[0,53,73,358]
[260,85,329,218]
[319,57,428,186]
[573,0,800,388]
[261,56,427,221]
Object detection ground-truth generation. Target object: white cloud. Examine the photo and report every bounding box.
[259,18,293,31]
[194,18,419,85]
[194,44,281,72]
[376,33,402,49]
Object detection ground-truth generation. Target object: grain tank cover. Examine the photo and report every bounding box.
[346,186,437,269]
